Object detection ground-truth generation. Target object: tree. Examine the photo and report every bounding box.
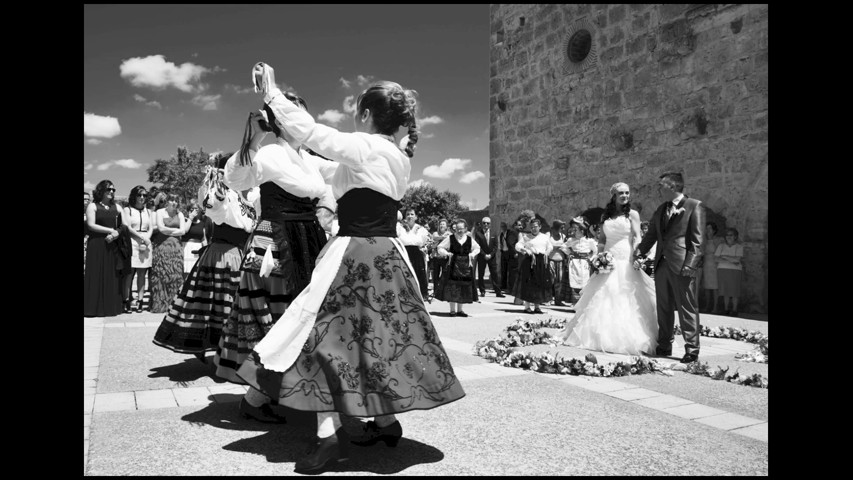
[400,183,469,232]
[146,146,213,208]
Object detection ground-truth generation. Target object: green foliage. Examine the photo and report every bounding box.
[146,146,212,208]
[400,183,469,231]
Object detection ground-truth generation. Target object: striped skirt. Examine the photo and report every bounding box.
[214,218,326,383]
[152,242,243,354]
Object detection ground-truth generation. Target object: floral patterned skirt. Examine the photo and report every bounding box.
[150,237,185,313]
[237,236,466,417]
[153,242,243,354]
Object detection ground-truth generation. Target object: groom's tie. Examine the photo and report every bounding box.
[665,202,675,221]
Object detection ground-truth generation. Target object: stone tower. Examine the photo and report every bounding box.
[489,4,768,311]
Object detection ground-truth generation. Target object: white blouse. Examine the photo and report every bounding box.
[715,243,744,270]
[203,187,255,233]
[562,237,598,256]
[398,223,430,247]
[516,232,553,256]
[264,87,410,201]
[437,234,480,258]
[223,138,328,201]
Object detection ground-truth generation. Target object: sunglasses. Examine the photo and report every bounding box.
[106,188,116,192]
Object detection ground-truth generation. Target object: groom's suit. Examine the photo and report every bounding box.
[636,196,705,356]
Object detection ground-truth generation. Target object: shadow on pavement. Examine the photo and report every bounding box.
[148,358,227,386]
[183,403,445,474]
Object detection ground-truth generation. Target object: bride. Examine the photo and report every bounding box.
[555,182,659,355]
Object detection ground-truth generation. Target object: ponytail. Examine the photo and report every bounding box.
[238,112,255,166]
[404,121,419,158]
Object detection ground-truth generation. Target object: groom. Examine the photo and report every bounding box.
[635,172,705,363]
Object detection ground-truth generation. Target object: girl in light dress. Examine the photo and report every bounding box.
[555,183,659,356]
[548,220,568,306]
[121,185,153,313]
[560,216,598,306]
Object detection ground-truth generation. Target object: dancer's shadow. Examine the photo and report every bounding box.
[148,357,227,386]
[184,403,445,474]
[222,416,446,474]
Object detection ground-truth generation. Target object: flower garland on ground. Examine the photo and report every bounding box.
[473,317,768,388]
[675,325,768,363]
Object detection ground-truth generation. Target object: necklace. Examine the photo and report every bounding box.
[99,201,111,209]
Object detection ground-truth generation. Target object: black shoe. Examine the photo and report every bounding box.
[495,293,505,298]
[136,301,144,313]
[123,300,132,314]
[680,353,699,364]
[294,428,350,474]
[449,311,457,317]
[655,348,672,357]
[456,311,469,317]
[239,398,287,424]
[351,420,403,448]
[194,352,207,364]
[523,308,534,314]
[533,307,544,314]
[553,301,565,306]
[479,290,486,297]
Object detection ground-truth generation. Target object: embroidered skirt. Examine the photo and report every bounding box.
[236,236,466,417]
[152,242,244,354]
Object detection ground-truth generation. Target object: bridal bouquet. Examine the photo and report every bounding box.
[591,251,615,273]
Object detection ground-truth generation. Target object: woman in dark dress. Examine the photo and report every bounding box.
[434,218,480,316]
[236,63,465,474]
[84,180,124,317]
[512,218,554,313]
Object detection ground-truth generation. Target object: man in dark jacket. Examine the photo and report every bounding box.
[474,216,504,298]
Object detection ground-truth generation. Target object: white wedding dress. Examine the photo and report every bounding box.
[555,216,659,355]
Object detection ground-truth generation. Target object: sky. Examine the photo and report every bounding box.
[84,4,490,209]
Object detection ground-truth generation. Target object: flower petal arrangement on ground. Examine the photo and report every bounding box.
[474,317,768,388]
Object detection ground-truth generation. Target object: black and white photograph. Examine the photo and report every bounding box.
[84,4,768,475]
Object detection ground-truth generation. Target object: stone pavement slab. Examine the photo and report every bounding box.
[731,422,769,442]
[695,412,766,431]
[663,403,728,420]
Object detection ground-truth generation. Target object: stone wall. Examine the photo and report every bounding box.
[489,4,768,311]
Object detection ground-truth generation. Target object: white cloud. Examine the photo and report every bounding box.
[339,77,351,88]
[356,75,374,86]
[84,163,94,171]
[84,112,121,138]
[86,139,103,145]
[343,95,357,114]
[133,93,162,109]
[421,133,435,139]
[407,178,431,189]
[96,159,143,171]
[119,54,213,93]
[317,109,346,125]
[459,171,485,184]
[422,158,471,179]
[84,180,96,192]
[418,115,444,126]
[225,83,255,95]
[192,94,221,110]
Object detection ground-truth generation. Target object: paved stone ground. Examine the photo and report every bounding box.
[84,284,768,475]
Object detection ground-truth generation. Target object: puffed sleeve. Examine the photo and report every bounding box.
[437,236,452,257]
[265,87,372,168]
[469,237,481,257]
[223,149,265,192]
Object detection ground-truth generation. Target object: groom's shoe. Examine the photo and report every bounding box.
[655,347,672,357]
[680,353,699,364]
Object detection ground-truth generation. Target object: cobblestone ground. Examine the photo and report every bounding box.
[84,283,768,475]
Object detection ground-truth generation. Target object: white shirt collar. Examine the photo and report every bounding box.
[672,193,685,206]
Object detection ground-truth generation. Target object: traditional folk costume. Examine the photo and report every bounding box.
[235,86,465,417]
[153,167,256,355]
[430,229,451,288]
[512,232,554,305]
[433,233,480,305]
[213,137,331,383]
[547,232,568,304]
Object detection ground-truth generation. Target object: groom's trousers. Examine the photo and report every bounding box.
[654,262,700,356]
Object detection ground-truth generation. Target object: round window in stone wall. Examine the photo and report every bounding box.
[562,19,598,75]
